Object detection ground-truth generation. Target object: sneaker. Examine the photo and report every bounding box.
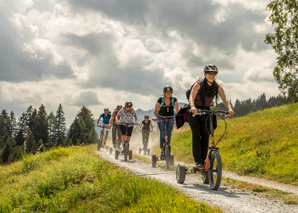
[160,151,164,156]
[195,160,202,167]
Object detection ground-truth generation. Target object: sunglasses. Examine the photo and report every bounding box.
[126,106,132,108]
[206,71,217,76]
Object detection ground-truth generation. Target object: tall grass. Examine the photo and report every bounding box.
[171,103,298,185]
[0,146,222,212]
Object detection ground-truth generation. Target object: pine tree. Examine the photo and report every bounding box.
[15,112,27,147]
[56,133,65,147]
[10,111,17,138]
[56,104,66,138]
[48,112,57,143]
[24,128,36,154]
[1,140,12,164]
[34,104,48,145]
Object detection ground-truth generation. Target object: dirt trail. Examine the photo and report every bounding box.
[97,148,298,213]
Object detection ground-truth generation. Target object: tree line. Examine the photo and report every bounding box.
[213,93,291,117]
[0,104,98,164]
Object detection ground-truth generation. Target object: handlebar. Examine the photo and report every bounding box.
[188,109,229,117]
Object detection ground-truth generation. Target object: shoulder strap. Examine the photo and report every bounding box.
[156,96,164,116]
[172,97,176,116]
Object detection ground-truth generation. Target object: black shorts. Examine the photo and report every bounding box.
[119,125,133,137]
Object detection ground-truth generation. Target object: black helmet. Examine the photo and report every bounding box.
[204,64,218,73]
[125,101,133,108]
[117,105,122,109]
[163,85,173,93]
[144,115,149,119]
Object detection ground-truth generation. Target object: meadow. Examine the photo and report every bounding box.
[0,146,222,212]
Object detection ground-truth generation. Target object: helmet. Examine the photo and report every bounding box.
[144,115,149,119]
[163,85,173,93]
[104,107,109,112]
[125,101,133,108]
[204,64,218,73]
[117,105,122,109]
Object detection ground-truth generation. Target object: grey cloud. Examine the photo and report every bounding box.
[72,91,101,107]
[69,0,149,25]
[66,0,270,70]
[61,32,114,56]
[0,12,74,83]
[245,71,275,83]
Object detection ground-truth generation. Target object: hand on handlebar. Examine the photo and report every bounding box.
[191,107,198,116]
[228,110,234,117]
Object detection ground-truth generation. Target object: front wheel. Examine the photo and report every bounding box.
[152,154,157,168]
[115,150,119,159]
[176,164,186,184]
[129,150,133,160]
[165,145,170,170]
[208,151,222,190]
[97,139,102,151]
[147,148,150,155]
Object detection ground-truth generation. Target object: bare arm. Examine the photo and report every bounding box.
[96,117,101,127]
[134,114,138,124]
[150,121,154,130]
[152,102,160,122]
[174,100,179,114]
[218,87,234,117]
[189,83,200,115]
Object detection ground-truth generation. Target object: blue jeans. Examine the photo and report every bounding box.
[157,117,174,148]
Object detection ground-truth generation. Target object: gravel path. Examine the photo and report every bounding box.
[97,149,298,213]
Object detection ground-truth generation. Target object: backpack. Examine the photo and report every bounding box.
[156,96,176,116]
[186,79,204,101]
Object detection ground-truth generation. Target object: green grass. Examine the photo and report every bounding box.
[0,145,223,212]
[170,103,298,186]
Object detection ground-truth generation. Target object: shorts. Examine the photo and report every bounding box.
[119,125,133,137]
[101,124,110,132]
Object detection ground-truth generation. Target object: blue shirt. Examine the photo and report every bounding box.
[100,113,111,124]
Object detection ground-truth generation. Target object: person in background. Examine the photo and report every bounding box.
[152,86,179,159]
[109,105,122,149]
[139,115,154,150]
[96,107,111,147]
[115,101,138,153]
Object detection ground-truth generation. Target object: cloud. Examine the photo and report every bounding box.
[71,90,101,107]
[0,7,74,82]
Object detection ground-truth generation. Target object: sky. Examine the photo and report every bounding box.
[0,0,279,127]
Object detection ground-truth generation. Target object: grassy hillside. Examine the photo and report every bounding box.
[171,103,298,185]
[0,145,222,213]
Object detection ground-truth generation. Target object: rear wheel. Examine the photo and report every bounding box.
[129,150,132,160]
[202,172,209,184]
[165,145,170,170]
[147,149,150,155]
[209,151,222,190]
[124,142,129,161]
[170,153,174,165]
[139,147,142,154]
[115,150,119,159]
[176,164,186,184]
[152,154,157,168]
[109,147,113,155]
